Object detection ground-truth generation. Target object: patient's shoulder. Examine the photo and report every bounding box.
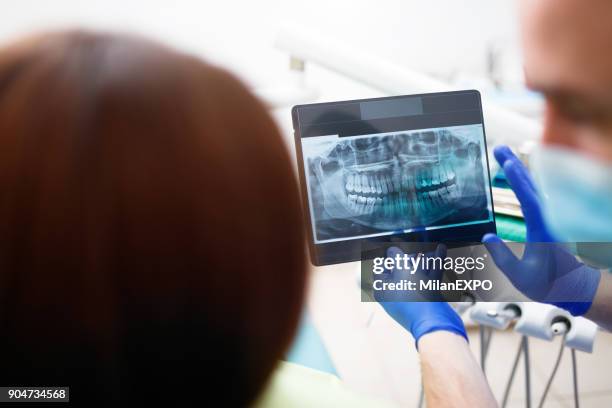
[252,361,396,408]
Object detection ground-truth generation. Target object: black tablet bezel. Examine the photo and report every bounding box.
[292,90,497,266]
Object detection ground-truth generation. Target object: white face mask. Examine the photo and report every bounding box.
[531,145,612,242]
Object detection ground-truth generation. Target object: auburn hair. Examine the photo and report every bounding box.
[0,31,306,406]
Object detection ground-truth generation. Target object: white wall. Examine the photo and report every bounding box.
[0,0,522,89]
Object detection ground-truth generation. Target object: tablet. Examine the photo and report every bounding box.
[292,90,496,265]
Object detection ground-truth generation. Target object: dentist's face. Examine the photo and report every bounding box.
[520,0,612,162]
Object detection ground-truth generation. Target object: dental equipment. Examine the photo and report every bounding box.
[275,24,542,147]
[468,301,593,408]
[538,321,569,408]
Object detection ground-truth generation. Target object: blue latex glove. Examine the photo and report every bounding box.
[376,246,467,348]
[492,145,556,242]
[483,145,601,316]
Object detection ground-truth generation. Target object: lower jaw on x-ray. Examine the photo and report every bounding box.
[303,124,492,243]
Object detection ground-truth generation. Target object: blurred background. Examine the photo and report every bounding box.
[0,0,542,147]
[6,1,610,407]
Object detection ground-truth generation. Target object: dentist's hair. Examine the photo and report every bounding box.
[0,31,306,406]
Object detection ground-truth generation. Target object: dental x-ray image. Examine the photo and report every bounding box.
[302,124,492,242]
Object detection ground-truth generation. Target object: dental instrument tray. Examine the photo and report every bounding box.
[292,90,497,265]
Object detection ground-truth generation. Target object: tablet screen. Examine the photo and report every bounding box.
[293,91,496,265]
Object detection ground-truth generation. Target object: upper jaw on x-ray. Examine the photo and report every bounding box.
[306,126,488,236]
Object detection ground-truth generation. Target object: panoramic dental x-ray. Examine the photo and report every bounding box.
[302,124,490,242]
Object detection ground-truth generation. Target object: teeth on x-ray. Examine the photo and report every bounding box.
[344,162,459,216]
[308,126,484,230]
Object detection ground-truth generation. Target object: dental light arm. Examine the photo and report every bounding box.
[275,24,542,146]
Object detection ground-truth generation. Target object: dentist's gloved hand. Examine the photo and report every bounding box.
[483,145,601,316]
[377,246,467,348]
[490,145,556,242]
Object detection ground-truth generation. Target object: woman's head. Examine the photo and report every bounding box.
[0,31,306,405]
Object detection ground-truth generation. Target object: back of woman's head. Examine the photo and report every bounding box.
[0,31,306,405]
